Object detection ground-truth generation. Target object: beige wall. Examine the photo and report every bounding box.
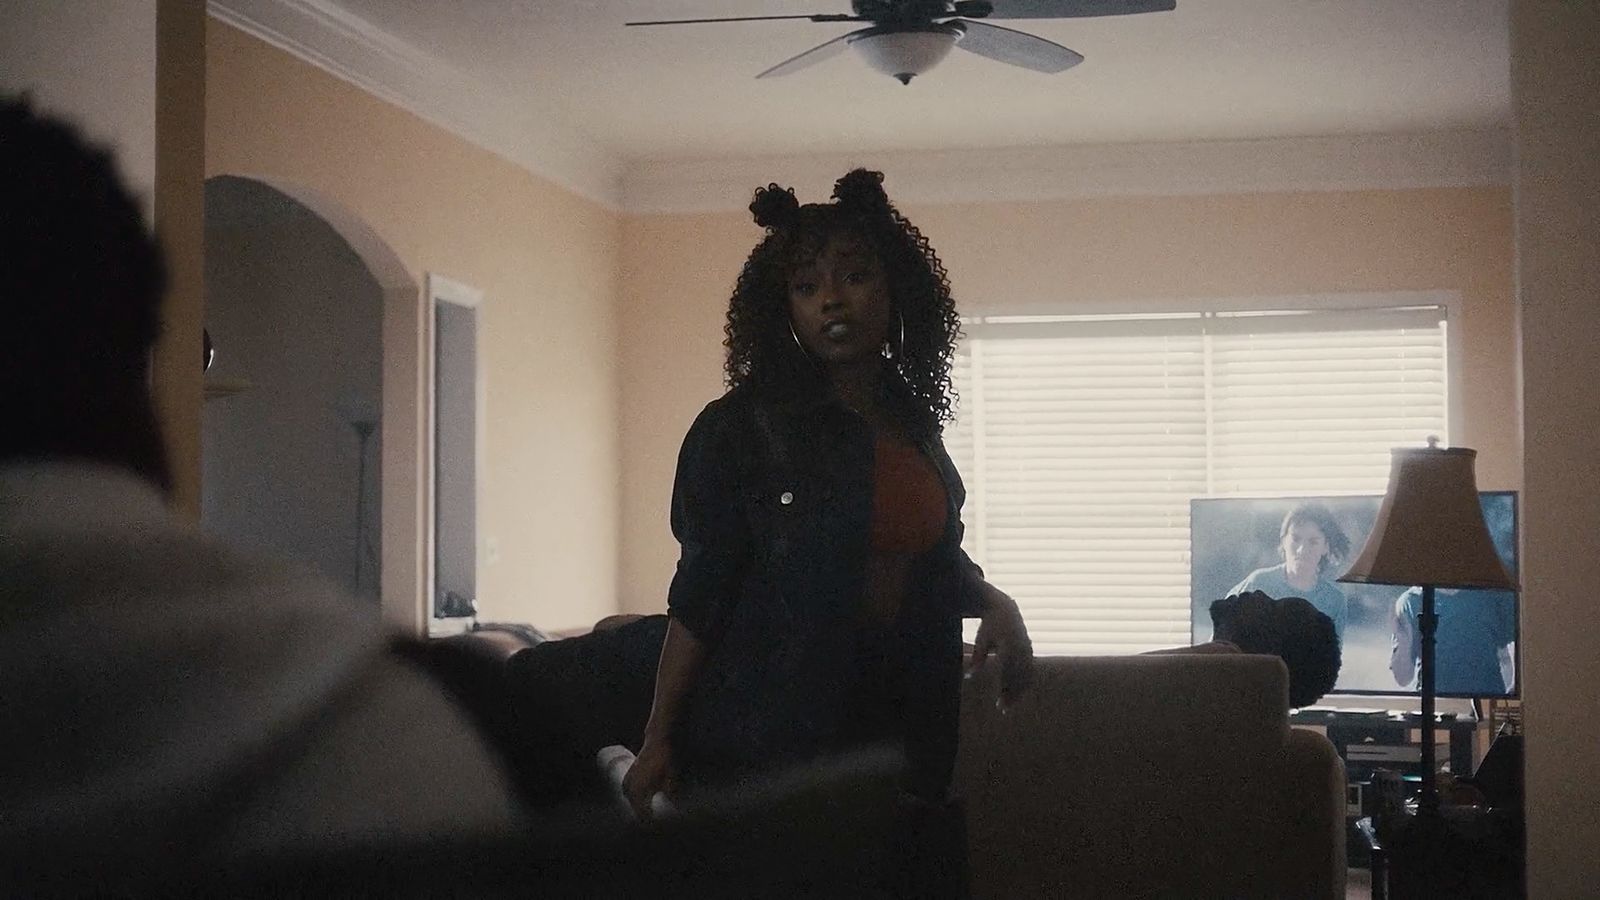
[207,21,622,630]
[618,187,1518,613]
[1513,1,1600,894]
[1,0,157,208]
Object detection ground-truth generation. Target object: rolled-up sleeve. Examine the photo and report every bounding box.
[956,545,987,617]
[665,402,751,643]
[935,441,989,618]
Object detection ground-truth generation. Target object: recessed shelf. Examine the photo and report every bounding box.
[203,376,254,400]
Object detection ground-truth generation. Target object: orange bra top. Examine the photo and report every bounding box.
[869,433,948,554]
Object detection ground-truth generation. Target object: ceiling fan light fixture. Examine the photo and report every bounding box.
[849,25,961,84]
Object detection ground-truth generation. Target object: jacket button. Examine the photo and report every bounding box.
[779,491,794,505]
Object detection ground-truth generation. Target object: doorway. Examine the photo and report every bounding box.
[201,175,425,629]
[428,274,484,633]
[202,176,383,600]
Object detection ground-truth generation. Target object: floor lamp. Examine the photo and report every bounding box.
[1338,438,1518,817]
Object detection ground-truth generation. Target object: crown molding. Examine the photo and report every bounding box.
[622,130,1512,215]
[207,0,624,210]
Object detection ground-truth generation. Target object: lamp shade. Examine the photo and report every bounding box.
[850,27,960,84]
[1340,443,1518,590]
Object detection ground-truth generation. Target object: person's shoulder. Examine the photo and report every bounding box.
[692,383,819,439]
[1237,566,1278,586]
[680,388,759,449]
[0,469,360,638]
[1146,640,1242,656]
[691,385,759,426]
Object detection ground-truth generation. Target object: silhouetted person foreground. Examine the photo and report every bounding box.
[0,94,519,888]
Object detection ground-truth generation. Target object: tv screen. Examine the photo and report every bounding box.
[1190,492,1518,699]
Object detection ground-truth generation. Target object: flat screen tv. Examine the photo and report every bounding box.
[1190,492,1519,699]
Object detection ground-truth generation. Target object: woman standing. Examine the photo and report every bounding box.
[624,170,1032,854]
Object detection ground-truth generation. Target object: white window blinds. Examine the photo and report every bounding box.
[947,306,1448,656]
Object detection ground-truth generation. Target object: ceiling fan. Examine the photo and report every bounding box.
[626,0,1176,85]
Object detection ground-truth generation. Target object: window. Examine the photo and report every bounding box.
[947,304,1448,656]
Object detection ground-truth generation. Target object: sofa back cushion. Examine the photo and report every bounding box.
[956,653,1341,899]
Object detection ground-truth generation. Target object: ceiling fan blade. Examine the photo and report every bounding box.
[757,29,868,79]
[626,13,859,26]
[952,19,1083,73]
[976,0,1175,19]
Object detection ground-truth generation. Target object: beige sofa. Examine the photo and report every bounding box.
[957,653,1346,899]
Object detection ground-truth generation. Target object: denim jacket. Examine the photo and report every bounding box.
[666,385,984,798]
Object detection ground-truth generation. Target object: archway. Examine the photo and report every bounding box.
[203,175,426,632]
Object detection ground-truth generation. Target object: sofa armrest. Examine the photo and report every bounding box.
[1274,726,1348,899]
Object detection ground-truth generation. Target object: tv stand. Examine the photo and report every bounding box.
[1292,707,1484,870]
[1290,707,1479,782]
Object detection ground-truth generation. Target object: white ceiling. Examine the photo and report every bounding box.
[323,0,1509,161]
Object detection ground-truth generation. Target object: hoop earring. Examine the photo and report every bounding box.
[789,318,822,373]
[883,311,907,360]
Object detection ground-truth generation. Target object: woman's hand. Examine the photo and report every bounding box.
[968,582,1035,708]
[622,737,675,820]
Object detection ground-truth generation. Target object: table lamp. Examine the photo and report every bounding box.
[1339,437,1518,816]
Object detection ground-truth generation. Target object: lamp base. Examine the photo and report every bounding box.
[1375,806,1523,899]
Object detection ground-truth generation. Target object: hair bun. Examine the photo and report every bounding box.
[749,183,800,229]
[831,168,889,212]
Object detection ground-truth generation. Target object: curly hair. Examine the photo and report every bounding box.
[1271,597,1342,708]
[1280,502,1351,577]
[723,169,961,441]
[1211,593,1342,708]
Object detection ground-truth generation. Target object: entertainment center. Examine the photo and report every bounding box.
[1191,489,1524,895]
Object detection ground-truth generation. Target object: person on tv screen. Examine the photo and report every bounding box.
[1228,502,1351,640]
[1155,591,1342,709]
[1389,587,1517,695]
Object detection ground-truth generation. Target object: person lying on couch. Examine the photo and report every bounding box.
[510,588,1340,810]
[1150,590,1343,709]
[950,590,1340,710]
[502,614,670,805]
